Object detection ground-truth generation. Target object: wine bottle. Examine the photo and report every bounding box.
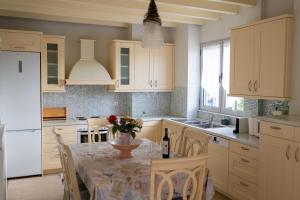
[162,128,170,159]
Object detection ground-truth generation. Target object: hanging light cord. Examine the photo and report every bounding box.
[143,0,162,25]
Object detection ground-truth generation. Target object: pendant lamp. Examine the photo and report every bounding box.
[141,0,164,49]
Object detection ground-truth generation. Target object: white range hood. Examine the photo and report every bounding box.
[66,39,115,85]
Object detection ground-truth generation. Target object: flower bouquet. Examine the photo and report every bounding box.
[108,115,143,143]
[107,115,143,158]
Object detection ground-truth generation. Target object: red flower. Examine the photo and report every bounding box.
[108,115,117,124]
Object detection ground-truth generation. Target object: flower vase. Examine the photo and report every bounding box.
[118,132,133,145]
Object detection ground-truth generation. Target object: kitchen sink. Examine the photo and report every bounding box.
[171,118,224,129]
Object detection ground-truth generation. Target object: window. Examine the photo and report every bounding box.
[200,39,244,114]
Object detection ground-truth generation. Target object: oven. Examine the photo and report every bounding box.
[76,124,108,143]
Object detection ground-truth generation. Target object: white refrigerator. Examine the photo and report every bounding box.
[0,51,42,178]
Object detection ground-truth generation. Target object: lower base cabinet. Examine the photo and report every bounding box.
[136,120,162,143]
[229,174,258,200]
[42,125,77,174]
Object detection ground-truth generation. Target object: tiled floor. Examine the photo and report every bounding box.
[7,174,231,200]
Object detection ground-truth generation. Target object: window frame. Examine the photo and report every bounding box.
[200,38,245,115]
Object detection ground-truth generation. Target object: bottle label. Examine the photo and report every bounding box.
[162,141,169,155]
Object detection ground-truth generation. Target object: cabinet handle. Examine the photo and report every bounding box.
[240,181,248,187]
[286,145,291,160]
[241,146,250,151]
[240,158,249,163]
[254,80,258,92]
[248,81,252,92]
[295,147,299,162]
[150,80,153,87]
[155,80,157,87]
[270,126,281,130]
[14,46,25,49]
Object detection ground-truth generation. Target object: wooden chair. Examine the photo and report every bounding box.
[150,156,208,200]
[53,128,91,200]
[181,127,211,157]
[87,118,108,143]
[58,142,91,200]
[163,121,187,155]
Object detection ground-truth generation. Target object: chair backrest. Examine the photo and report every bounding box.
[58,142,82,200]
[150,156,208,200]
[163,121,186,155]
[181,127,211,157]
[87,118,108,143]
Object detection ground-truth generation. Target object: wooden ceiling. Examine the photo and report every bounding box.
[0,0,257,27]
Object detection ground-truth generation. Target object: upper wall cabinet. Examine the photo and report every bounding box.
[230,14,293,100]
[0,29,42,52]
[109,41,135,91]
[109,40,175,92]
[42,35,66,92]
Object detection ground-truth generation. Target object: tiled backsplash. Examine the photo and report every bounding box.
[43,86,172,118]
[43,86,290,119]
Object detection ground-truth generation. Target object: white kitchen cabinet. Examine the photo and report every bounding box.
[134,44,152,90]
[0,29,42,52]
[109,40,175,92]
[42,35,66,92]
[136,120,162,143]
[208,136,229,193]
[293,141,300,200]
[259,134,294,200]
[230,26,254,96]
[109,41,135,91]
[152,44,175,90]
[230,14,293,100]
[229,174,258,200]
[42,125,77,174]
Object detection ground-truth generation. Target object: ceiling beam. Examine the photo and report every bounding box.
[68,0,221,20]
[0,10,129,28]
[209,0,256,7]
[0,0,206,26]
[137,0,240,14]
[0,0,179,27]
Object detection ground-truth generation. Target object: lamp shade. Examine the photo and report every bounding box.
[141,21,164,49]
[141,0,164,49]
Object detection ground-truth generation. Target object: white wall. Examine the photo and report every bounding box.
[290,0,300,115]
[200,0,262,43]
[187,25,201,118]
[0,16,128,76]
[262,0,294,18]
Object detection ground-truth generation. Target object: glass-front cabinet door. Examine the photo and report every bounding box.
[109,41,134,91]
[42,35,65,92]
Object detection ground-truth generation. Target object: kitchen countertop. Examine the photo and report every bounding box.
[257,115,300,127]
[43,117,259,147]
[166,119,260,148]
[42,116,179,127]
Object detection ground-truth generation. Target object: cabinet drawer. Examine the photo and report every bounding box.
[43,152,61,170]
[229,174,257,200]
[43,143,59,153]
[230,141,258,160]
[43,125,76,136]
[229,152,258,184]
[43,133,77,144]
[294,127,300,142]
[260,121,294,140]
[0,30,41,52]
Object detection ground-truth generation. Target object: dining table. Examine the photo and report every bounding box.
[70,139,185,200]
